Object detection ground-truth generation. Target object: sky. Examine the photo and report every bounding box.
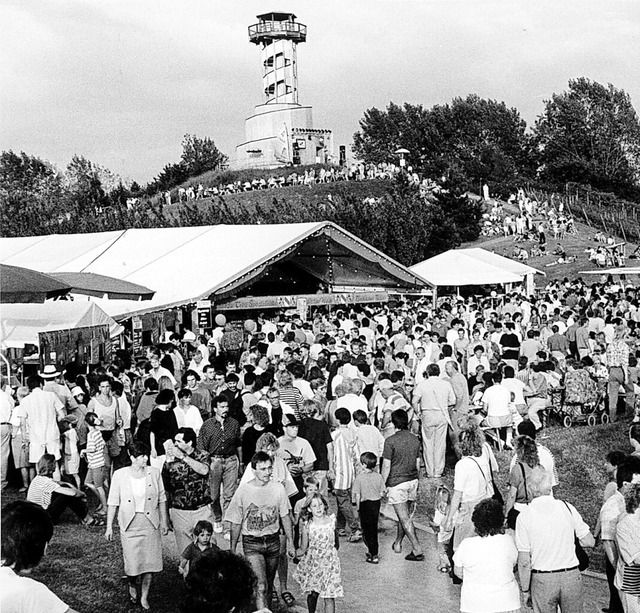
[1,0,639,184]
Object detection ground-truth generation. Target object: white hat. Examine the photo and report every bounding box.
[38,364,62,379]
[182,330,196,342]
[71,386,85,397]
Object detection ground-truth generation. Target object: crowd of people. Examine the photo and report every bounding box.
[3,276,640,612]
[164,162,403,206]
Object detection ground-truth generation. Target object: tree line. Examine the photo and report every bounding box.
[1,77,639,265]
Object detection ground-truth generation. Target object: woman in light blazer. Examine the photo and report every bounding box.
[105,441,169,610]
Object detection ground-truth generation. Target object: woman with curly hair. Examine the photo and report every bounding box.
[504,435,541,529]
[443,417,499,553]
[241,405,272,470]
[184,548,268,613]
[453,498,520,613]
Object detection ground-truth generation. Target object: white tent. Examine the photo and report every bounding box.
[410,248,543,294]
[1,302,123,348]
[0,222,429,319]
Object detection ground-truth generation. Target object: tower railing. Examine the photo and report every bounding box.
[249,21,307,44]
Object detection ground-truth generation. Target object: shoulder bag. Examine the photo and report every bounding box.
[506,462,527,530]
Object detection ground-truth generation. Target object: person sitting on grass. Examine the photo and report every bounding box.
[1,500,80,613]
[26,453,102,526]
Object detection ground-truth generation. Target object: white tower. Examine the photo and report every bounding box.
[249,12,306,105]
[235,12,333,170]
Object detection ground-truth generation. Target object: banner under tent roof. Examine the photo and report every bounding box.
[0,222,431,319]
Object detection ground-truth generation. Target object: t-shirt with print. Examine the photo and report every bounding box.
[224,479,291,537]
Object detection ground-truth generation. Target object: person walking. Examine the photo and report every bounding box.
[515,467,595,613]
[412,364,455,479]
[382,409,424,561]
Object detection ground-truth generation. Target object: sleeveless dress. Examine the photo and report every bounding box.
[294,514,343,598]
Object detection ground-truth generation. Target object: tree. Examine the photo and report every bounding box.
[180,134,228,177]
[534,78,640,196]
[353,96,534,188]
[0,151,65,236]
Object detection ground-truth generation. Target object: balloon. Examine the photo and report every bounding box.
[244,319,257,333]
[214,314,226,326]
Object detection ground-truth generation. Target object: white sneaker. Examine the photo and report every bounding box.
[213,522,224,534]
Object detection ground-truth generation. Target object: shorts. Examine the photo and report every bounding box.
[387,479,418,505]
[64,453,80,475]
[242,533,280,560]
[85,466,106,489]
[29,440,61,463]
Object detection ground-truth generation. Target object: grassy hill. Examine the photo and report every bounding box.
[462,199,639,287]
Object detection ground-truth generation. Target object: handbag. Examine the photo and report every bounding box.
[506,463,528,530]
[562,501,589,571]
[471,454,503,506]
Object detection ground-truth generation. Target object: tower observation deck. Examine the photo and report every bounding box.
[234,12,333,170]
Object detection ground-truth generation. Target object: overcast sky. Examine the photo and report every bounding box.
[1,0,638,184]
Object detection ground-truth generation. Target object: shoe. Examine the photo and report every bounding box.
[405,552,425,562]
[365,553,372,563]
[338,528,348,537]
[366,554,379,564]
[281,591,295,606]
[213,521,224,534]
[348,530,362,542]
[223,532,230,541]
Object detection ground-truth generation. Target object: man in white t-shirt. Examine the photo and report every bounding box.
[1,500,78,613]
[515,468,594,613]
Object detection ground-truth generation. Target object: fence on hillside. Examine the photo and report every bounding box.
[526,183,640,243]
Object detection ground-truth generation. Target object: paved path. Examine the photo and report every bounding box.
[204,515,610,613]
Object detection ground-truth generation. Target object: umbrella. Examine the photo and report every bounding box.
[0,264,71,303]
[47,272,155,300]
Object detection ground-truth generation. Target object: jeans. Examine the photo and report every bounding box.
[608,367,634,422]
[334,488,359,533]
[0,424,11,490]
[359,499,381,555]
[209,456,239,522]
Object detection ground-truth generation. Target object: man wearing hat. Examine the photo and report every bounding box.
[40,365,78,412]
[20,375,65,466]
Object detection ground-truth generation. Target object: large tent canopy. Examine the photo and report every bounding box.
[410,248,543,288]
[1,302,123,348]
[0,222,429,319]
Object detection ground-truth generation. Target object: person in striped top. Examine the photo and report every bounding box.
[80,412,108,515]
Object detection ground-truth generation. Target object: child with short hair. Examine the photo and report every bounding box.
[430,484,453,573]
[293,475,320,526]
[351,452,385,564]
[353,410,385,469]
[80,412,108,515]
[179,520,218,579]
[60,415,80,489]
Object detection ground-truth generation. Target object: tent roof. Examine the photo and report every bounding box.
[409,248,543,287]
[0,302,123,348]
[48,272,155,300]
[0,223,429,318]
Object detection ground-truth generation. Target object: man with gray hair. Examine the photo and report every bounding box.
[412,363,455,479]
[515,467,595,613]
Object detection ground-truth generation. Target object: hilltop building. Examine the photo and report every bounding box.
[234,12,333,170]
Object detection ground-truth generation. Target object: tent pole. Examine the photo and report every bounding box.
[432,287,437,309]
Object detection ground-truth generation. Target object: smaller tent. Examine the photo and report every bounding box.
[1,302,123,348]
[410,248,543,295]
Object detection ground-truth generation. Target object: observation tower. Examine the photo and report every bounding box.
[235,12,333,169]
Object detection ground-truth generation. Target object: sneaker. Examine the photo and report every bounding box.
[348,530,363,543]
[365,553,372,563]
[213,522,224,534]
[338,528,348,537]
[371,555,379,564]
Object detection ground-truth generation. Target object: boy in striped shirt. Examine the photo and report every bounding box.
[80,413,108,515]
